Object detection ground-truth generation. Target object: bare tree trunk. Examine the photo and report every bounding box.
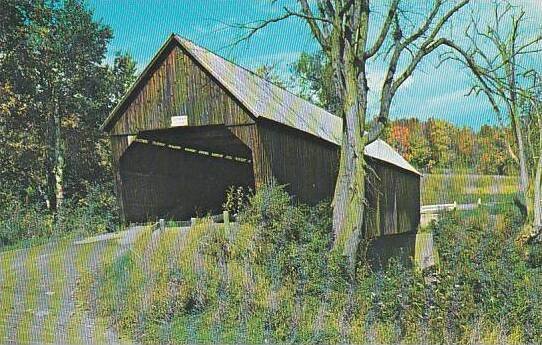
[53,107,65,210]
[46,110,57,211]
[533,152,542,237]
[332,116,366,272]
[512,110,531,212]
[331,51,368,273]
[46,89,64,213]
[531,108,542,240]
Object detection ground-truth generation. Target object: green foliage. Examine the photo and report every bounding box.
[55,182,120,237]
[253,63,288,89]
[0,0,137,209]
[426,118,454,168]
[477,125,516,175]
[0,195,54,248]
[428,208,542,343]
[238,183,336,295]
[95,184,542,344]
[222,185,252,217]
[290,51,340,114]
[0,183,120,249]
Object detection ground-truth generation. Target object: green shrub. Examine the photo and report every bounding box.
[430,209,542,343]
[95,184,542,344]
[0,182,120,248]
[238,183,338,295]
[0,195,54,247]
[56,182,120,237]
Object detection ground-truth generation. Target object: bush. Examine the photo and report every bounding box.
[429,208,542,343]
[0,182,120,248]
[56,182,120,237]
[238,183,338,295]
[96,184,542,344]
[0,195,54,248]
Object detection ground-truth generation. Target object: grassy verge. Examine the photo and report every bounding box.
[0,236,57,254]
[40,240,77,343]
[421,173,518,205]
[14,244,45,344]
[1,184,539,344]
[0,251,17,342]
[94,186,541,344]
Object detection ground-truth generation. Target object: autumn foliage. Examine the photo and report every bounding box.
[384,118,516,174]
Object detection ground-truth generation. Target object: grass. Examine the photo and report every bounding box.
[0,250,17,342]
[40,240,76,344]
[91,185,541,345]
[421,173,519,205]
[14,244,43,344]
[0,180,535,344]
[1,208,540,344]
[0,235,57,254]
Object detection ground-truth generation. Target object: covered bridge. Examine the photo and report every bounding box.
[101,34,421,237]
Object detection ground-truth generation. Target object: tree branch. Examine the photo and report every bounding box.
[299,0,330,50]
[227,12,294,47]
[365,0,400,59]
[283,6,333,25]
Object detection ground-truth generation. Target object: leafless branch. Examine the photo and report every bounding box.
[299,0,331,50]
[225,12,295,48]
[365,0,400,59]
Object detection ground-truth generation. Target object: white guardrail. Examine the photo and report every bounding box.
[421,199,483,214]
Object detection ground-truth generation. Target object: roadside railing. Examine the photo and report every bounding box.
[421,199,483,214]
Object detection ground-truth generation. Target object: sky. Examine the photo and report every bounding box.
[87,0,542,130]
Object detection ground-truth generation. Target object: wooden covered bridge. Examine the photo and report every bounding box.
[101,34,421,238]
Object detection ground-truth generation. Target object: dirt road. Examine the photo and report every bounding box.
[0,226,150,345]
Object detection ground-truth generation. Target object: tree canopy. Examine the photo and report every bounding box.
[0,0,137,210]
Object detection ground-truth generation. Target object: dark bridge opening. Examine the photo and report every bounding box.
[119,125,255,222]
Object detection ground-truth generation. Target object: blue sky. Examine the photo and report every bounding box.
[88,0,542,130]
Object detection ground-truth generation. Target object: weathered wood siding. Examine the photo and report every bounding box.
[365,159,420,236]
[110,136,130,223]
[252,119,419,235]
[227,124,273,188]
[256,119,339,204]
[110,43,254,136]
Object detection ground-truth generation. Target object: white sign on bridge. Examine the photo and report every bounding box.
[171,115,188,127]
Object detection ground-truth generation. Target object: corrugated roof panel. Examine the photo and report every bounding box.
[176,36,420,175]
[177,36,343,145]
[365,140,420,175]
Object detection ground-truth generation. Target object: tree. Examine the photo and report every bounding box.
[254,63,288,88]
[455,126,476,168]
[0,0,137,212]
[443,1,542,241]
[236,0,471,271]
[477,125,515,175]
[426,118,453,168]
[384,118,432,171]
[383,118,517,174]
[388,122,411,159]
[290,51,340,113]
[523,73,542,240]
[409,128,432,171]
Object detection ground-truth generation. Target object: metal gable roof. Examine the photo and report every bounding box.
[364,139,420,175]
[175,36,343,146]
[175,36,420,176]
[101,34,420,176]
